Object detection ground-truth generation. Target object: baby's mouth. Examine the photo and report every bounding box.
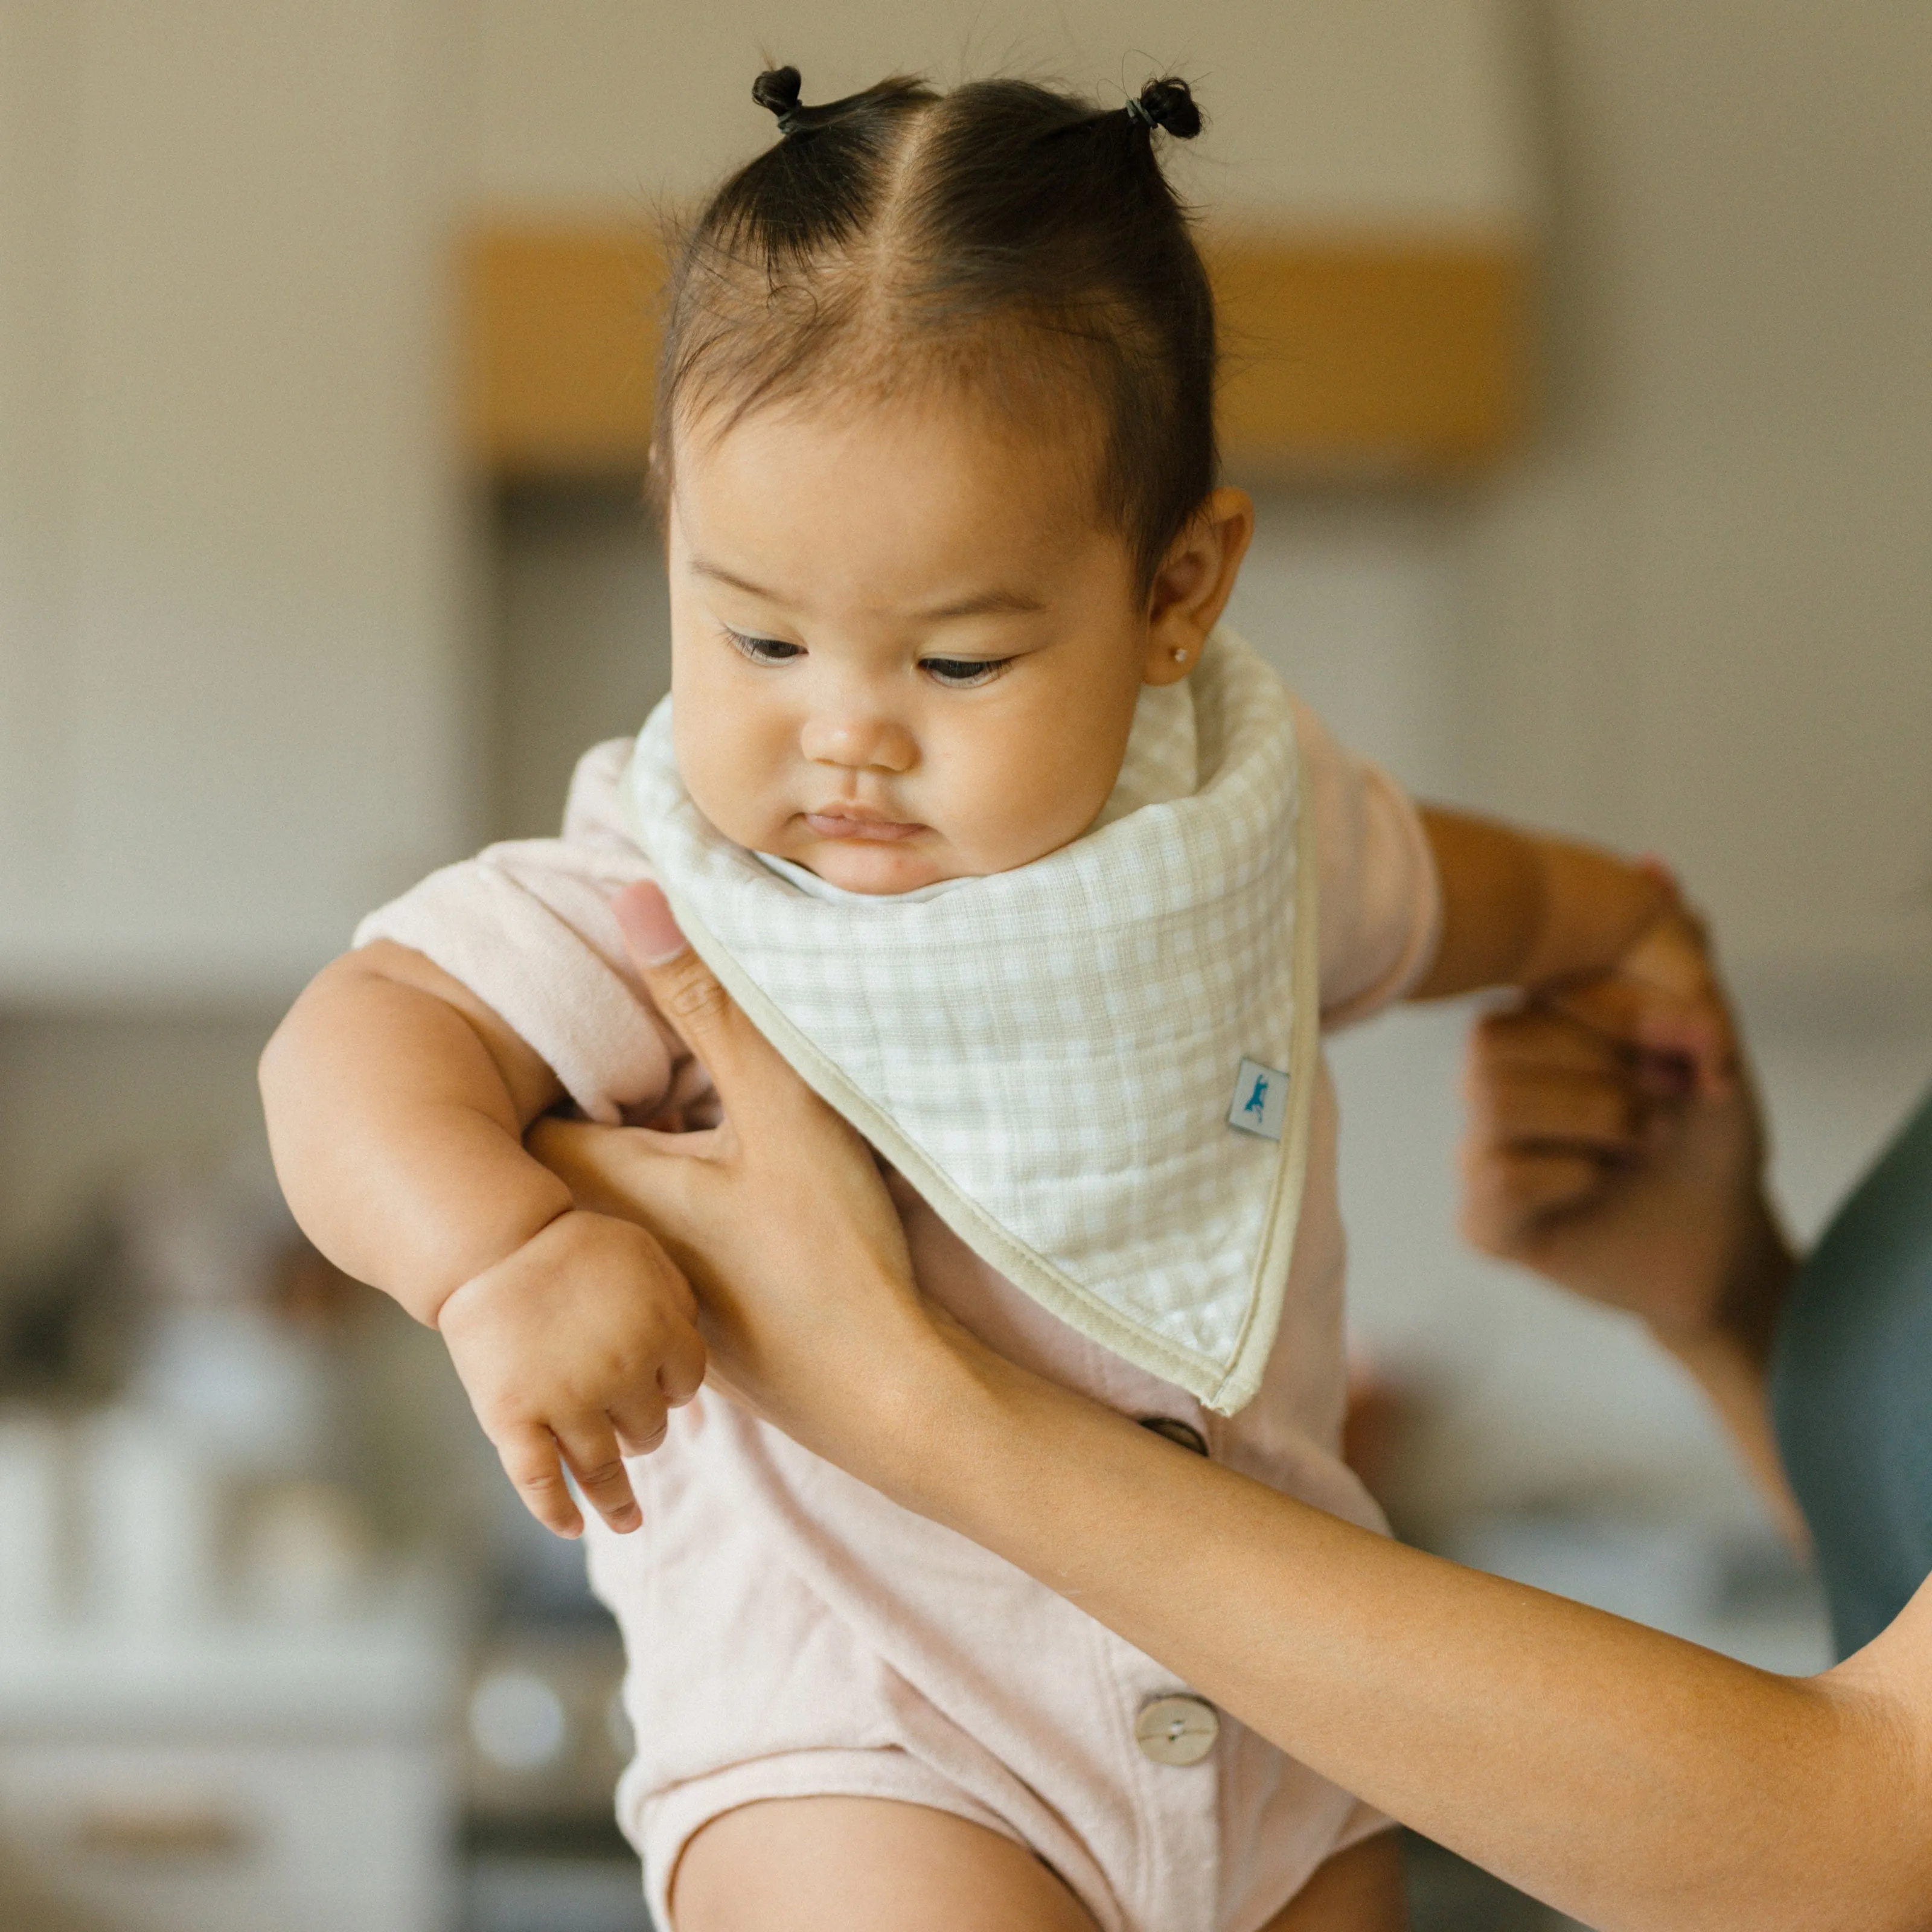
[802,810,926,843]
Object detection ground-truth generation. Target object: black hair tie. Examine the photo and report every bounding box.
[1125,77,1202,140]
[753,65,934,141]
[752,65,808,133]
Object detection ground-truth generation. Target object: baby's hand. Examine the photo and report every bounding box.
[436,1209,706,1538]
[1552,898,1738,1102]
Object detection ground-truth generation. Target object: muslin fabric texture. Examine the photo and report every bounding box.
[621,629,1317,1413]
[354,658,1442,1932]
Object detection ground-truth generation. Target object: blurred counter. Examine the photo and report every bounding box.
[0,1578,461,1932]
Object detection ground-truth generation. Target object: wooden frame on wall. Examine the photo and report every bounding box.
[464,225,1531,483]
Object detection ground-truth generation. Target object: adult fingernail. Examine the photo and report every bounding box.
[615,882,688,965]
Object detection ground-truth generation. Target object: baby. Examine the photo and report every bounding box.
[263,69,1681,1932]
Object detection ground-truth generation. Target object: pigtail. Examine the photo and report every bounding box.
[751,65,929,141]
[750,65,807,130]
[1124,77,1203,139]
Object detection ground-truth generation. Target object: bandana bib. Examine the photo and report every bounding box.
[622,627,1319,1413]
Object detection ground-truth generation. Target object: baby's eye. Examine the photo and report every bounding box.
[920,656,1011,688]
[724,627,803,666]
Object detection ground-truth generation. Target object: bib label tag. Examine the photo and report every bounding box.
[1227,1058,1288,1142]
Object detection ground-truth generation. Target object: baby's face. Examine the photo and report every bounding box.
[666,394,1171,894]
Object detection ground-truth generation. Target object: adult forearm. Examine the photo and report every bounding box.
[1652,1197,1807,1548]
[880,1344,1931,1932]
[520,904,1930,1928]
[260,956,570,1323]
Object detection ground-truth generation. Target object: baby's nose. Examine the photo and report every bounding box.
[800,711,916,773]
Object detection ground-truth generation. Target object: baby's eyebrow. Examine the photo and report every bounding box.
[689,558,783,601]
[913,587,1048,621]
[690,557,1046,624]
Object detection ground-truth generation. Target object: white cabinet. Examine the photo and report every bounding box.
[0,1738,452,1932]
[0,1593,461,1932]
[0,1,475,1000]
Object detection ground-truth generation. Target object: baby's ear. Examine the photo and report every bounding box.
[1142,487,1254,682]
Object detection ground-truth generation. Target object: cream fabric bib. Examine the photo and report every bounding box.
[621,627,1319,1413]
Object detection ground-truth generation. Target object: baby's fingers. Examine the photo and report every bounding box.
[657,1316,707,1409]
[496,1424,584,1540]
[551,1416,642,1535]
[606,1332,705,1457]
[1546,977,1734,1099]
[609,1386,671,1458]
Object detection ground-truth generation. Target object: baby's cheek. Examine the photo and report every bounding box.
[950,743,1120,872]
[674,667,782,831]
[680,737,780,851]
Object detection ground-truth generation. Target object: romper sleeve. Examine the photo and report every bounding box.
[1293,697,1444,1029]
[353,738,683,1124]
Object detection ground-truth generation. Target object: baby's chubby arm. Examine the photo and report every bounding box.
[1412,807,1732,1101]
[260,939,704,1538]
[1413,810,1675,1000]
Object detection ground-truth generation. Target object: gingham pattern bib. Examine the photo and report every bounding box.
[622,628,1319,1412]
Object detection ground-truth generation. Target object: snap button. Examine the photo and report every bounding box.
[1134,1694,1219,1766]
[1137,1416,1209,1457]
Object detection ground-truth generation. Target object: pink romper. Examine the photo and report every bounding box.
[357,698,1442,1932]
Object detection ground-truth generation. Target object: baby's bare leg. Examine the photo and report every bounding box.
[1256,1831,1409,1932]
[671,1796,1097,1932]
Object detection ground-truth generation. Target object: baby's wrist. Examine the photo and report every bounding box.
[1518,842,1676,990]
[425,1196,580,1330]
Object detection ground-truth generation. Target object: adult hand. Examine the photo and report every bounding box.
[1459,906,1793,1352]
[526,884,942,1467]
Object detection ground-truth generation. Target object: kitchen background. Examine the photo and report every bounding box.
[2,4,1929,1930]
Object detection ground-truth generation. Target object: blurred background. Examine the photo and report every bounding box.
[1,4,1928,1929]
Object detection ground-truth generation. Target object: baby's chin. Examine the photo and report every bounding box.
[788,836,970,896]
[771,817,1088,894]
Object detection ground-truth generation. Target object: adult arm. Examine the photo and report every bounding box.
[536,886,1932,1932]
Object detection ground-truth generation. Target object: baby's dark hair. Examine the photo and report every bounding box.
[654,68,1215,592]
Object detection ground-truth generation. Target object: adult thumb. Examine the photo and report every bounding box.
[610,881,777,1093]
[612,878,694,971]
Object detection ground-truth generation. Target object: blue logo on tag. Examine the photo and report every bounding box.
[1227,1057,1288,1142]
[1241,1070,1270,1120]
